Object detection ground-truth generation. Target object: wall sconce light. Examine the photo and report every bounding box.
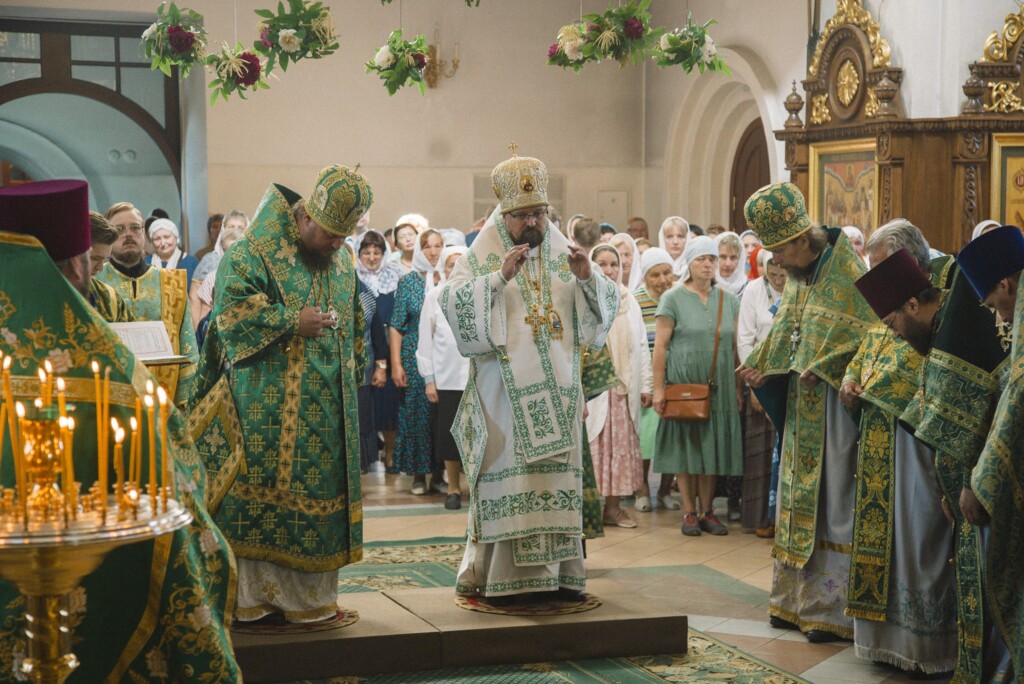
[424,26,459,89]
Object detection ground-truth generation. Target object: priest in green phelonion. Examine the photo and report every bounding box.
[441,146,618,606]
[737,182,874,643]
[189,165,371,625]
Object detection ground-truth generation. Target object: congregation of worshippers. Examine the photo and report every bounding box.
[1,160,1024,682]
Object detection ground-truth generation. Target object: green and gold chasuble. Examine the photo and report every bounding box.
[746,227,872,568]
[901,265,1009,684]
[0,232,239,683]
[972,274,1024,678]
[188,183,366,574]
[94,263,198,407]
[88,277,133,323]
[843,325,924,620]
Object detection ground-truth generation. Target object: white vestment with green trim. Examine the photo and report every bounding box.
[441,211,617,596]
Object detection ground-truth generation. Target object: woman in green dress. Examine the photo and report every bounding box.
[652,235,743,537]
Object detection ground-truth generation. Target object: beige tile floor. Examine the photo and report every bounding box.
[361,470,942,683]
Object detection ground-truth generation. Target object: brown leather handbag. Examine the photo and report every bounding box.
[661,290,724,422]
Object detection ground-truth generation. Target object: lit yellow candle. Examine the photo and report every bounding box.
[66,416,76,517]
[129,416,140,487]
[14,402,26,524]
[37,368,47,406]
[0,402,6,488]
[145,395,156,512]
[157,386,169,512]
[91,361,102,485]
[43,360,53,406]
[114,426,125,515]
[56,377,66,419]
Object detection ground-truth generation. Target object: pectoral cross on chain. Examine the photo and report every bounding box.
[525,303,548,338]
[790,325,801,358]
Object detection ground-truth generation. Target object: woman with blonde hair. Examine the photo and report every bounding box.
[586,244,652,527]
[658,216,690,279]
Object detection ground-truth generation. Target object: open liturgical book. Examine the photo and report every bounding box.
[108,321,189,366]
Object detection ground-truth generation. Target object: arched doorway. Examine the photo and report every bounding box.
[729,119,770,230]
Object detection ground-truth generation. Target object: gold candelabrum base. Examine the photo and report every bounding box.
[0,496,191,684]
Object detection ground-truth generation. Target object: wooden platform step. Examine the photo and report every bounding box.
[233,579,689,682]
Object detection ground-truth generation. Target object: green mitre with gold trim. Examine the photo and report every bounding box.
[306,164,373,238]
[744,181,812,250]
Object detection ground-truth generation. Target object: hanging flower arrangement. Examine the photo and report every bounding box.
[206,43,269,104]
[252,0,339,75]
[365,30,428,96]
[141,2,207,78]
[654,14,730,75]
[548,0,663,71]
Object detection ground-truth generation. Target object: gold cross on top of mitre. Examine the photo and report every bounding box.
[508,142,519,156]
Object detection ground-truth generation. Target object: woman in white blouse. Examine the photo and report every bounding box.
[736,247,787,537]
[416,245,469,510]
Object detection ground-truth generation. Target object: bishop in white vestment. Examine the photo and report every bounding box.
[441,149,618,602]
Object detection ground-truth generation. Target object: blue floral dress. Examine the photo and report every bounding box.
[391,272,434,475]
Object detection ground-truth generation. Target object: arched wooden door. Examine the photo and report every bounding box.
[730,119,770,231]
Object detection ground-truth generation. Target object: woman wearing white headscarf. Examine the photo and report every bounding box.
[972,219,1001,241]
[633,247,683,513]
[390,228,445,494]
[417,245,470,510]
[739,229,761,276]
[842,225,868,265]
[652,236,742,537]
[658,216,690,279]
[609,232,642,292]
[355,230,406,472]
[147,217,199,287]
[585,244,652,528]
[713,231,748,296]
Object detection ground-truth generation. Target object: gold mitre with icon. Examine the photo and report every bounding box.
[307,164,374,238]
[491,143,548,214]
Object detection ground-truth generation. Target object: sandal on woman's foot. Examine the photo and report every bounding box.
[658,495,681,511]
[634,495,652,512]
[603,508,637,528]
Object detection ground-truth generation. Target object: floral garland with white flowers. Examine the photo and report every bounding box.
[141,2,207,78]
[653,14,730,75]
[253,0,338,75]
[365,30,428,96]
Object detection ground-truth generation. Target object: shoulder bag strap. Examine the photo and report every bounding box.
[708,288,724,386]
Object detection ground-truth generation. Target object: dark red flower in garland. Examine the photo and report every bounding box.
[167,25,196,53]
[235,52,261,87]
[623,17,644,40]
[412,52,426,69]
[548,43,559,59]
[259,27,272,49]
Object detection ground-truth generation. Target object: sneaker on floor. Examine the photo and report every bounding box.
[728,497,742,522]
[411,480,427,495]
[444,493,461,510]
[429,479,448,495]
[699,512,728,535]
[658,495,681,511]
[369,461,386,473]
[681,512,701,536]
[634,495,652,512]
[755,525,775,539]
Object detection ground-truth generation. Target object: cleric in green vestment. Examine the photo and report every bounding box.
[957,225,1024,681]
[738,182,874,644]
[0,180,240,681]
[190,165,371,624]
